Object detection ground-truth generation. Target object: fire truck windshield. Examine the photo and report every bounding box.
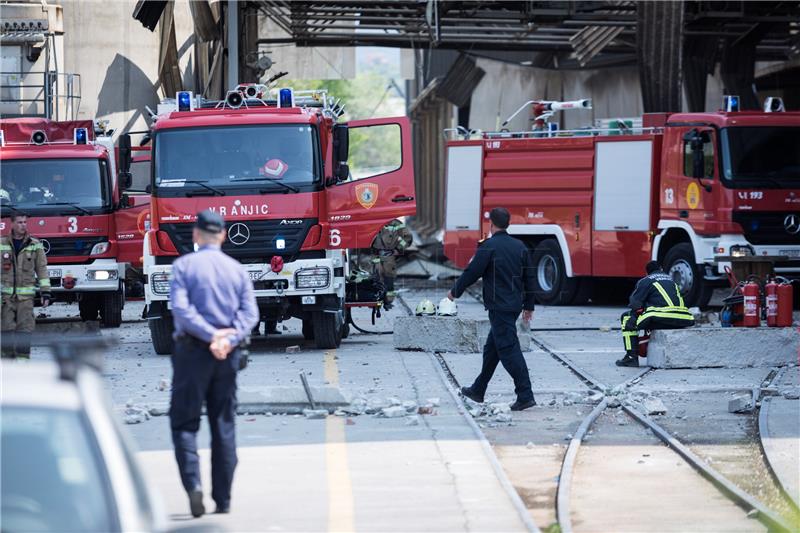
[154,124,319,195]
[720,127,800,188]
[0,158,109,214]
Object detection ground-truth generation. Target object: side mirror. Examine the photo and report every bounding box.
[120,194,130,208]
[333,124,349,163]
[119,134,132,172]
[335,163,350,182]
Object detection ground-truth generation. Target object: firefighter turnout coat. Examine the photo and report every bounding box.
[1,234,50,301]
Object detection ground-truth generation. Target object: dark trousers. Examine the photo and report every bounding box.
[170,337,240,508]
[470,310,533,402]
[621,310,695,354]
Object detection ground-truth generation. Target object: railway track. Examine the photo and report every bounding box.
[400,289,798,532]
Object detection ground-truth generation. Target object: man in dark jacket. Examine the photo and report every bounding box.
[447,207,536,411]
[616,260,695,367]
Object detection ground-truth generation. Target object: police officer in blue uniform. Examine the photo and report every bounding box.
[169,210,259,518]
[448,207,537,411]
[616,261,695,367]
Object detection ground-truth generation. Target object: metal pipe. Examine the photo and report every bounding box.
[227,0,238,90]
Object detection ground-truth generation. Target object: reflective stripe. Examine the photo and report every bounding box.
[38,279,51,288]
[652,282,675,308]
[1,287,13,294]
[15,287,36,295]
[637,311,695,324]
[0,244,11,251]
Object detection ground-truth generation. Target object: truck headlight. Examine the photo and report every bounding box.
[87,270,118,281]
[151,272,171,295]
[730,245,754,258]
[295,267,330,289]
[90,242,110,255]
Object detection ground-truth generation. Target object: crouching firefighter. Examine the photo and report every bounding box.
[616,261,695,367]
[370,219,412,310]
[1,213,51,359]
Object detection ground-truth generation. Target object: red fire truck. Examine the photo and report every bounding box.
[135,87,415,354]
[443,99,800,308]
[0,118,150,326]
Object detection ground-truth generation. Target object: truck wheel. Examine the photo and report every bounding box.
[100,290,123,327]
[79,295,100,321]
[530,239,578,305]
[149,315,175,355]
[569,278,593,305]
[663,243,713,308]
[302,319,314,341]
[312,311,342,349]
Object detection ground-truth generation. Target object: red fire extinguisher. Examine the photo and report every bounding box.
[766,278,779,327]
[743,280,761,327]
[776,279,794,328]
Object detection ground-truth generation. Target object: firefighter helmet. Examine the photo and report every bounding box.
[415,299,436,316]
[437,297,458,316]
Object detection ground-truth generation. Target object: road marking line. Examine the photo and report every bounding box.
[324,350,355,532]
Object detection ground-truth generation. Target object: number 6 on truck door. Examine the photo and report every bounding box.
[325,117,416,249]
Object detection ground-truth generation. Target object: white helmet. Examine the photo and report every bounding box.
[437,298,458,316]
[415,299,436,316]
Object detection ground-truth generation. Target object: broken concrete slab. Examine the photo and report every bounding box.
[237,385,348,414]
[381,406,407,418]
[646,327,799,369]
[302,409,328,419]
[393,316,530,353]
[727,394,755,413]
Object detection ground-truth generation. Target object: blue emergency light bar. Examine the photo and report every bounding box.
[177,91,194,112]
[278,88,294,108]
[74,128,88,145]
[723,95,740,112]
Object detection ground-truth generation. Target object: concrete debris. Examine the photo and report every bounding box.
[599,326,611,332]
[381,406,407,418]
[124,405,150,425]
[418,406,435,415]
[489,403,511,415]
[303,409,328,419]
[495,413,513,423]
[388,397,402,406]
[148,406,169,416]
[333,409,347,417]
[394,316,530,353]
[404,415,421,426]
[642,397,668,415]
[426,397,441,407]
[158,379,170,392]
[526,442,534,449]
[547,396,558,406]
[587,392,604,404]
[286,345,301,354]
[565,433,573,441]
[343,397,368,415]
[365,398,389,414]
[608,398,621,408]
[780,387,800,400]
[728,394,755,414]
[402,400,418,413]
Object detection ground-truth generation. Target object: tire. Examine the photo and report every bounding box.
[663,243,713,308]
[569,277,593,305]
[341,322,350,339]
[79,294,100,321]
[530,239,579,305]
[302,318,314,341]
[312,311,342,349]
[100,290,123,327]
[149,315,175,355]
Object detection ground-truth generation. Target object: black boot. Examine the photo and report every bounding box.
[615,353,639,367]
[460,386,484,403]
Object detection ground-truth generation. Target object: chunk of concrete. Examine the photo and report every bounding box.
[381,406,407,418]
[303,409,328,419]
[646,327,799,369]
[393,316,530,353]
[642,397,667,415]
[728,394,755,413]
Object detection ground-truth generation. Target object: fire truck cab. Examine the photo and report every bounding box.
[444,99,800,308]
[0,118,149,326]
[139,88,415,354]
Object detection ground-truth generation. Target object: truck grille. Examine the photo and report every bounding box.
[160,219,319,262]
[41,237,105,258]
[732,212,800,245]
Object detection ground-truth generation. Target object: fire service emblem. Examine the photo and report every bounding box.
[355,183,379,209]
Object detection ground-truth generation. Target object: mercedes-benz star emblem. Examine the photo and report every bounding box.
[228,223,250,246]
[784,214,800,235]
[40,239,51,255]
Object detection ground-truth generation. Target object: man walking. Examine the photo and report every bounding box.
[448,207,537,411]
[169,210,258,517]
[616,260,694,367]
[1,213,51,359]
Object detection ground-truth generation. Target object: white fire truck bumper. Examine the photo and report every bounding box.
[47,259,125,293]
[146,256,346,305]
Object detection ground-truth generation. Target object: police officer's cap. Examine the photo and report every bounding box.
[195,210,225,234]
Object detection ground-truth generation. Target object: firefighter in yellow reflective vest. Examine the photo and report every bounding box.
[1,213,51,358]
[370,219,412,310]
[616,261,695,367]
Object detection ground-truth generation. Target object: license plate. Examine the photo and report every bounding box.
[248,271,263,281]
[48,269,62,278]
[302,296,316,305]
[778,250,800,258]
